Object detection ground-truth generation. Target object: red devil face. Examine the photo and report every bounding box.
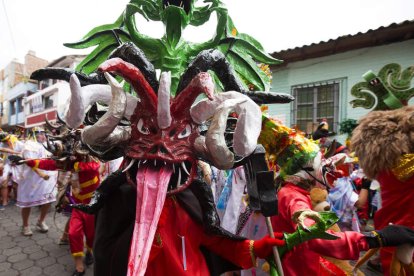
[128,112,198,162]
[98,58,214,194]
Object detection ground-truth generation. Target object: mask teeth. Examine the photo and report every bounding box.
[181,162,190,175]
[122,159,136,173]
[176,167,182,188]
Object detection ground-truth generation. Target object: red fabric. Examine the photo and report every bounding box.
[26,159,57,170]
[69,209,95,256]
[374,171,414,275]
[319,257,347,276]
[72,161,100,204]
[27,159,100,204]
[271,183,369,275]
[145,198,253,275]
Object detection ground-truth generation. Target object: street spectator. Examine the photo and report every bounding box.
[15,128,57,236]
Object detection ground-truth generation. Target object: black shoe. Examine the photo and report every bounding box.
[85,251,94,266]
[72,269,85,276]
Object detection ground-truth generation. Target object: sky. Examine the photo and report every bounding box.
[1,0,413,69]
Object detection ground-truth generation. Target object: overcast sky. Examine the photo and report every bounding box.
[1,0,413,69]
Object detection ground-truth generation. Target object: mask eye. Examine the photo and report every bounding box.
[178,124,191,139]
[137,119,150,135]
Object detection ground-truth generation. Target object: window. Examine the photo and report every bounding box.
[17,97,24,113]
[10,100,16,115]
[292,82,339,134]
[44,95,54,109]
[40,80,50,90]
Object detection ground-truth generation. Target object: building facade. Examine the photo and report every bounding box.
[24,55,85,128]
[0,51,48,129]
[268,20,414,141]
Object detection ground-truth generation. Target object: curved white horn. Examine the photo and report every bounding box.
[157,71,171,129]
[205,98,246,169]
[82,73,128,146]
[65,74,138,128]
[231,95,262,157]
[191,91,262,159]
[66,74,84,129]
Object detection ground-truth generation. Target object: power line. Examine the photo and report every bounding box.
[2,0,17,54]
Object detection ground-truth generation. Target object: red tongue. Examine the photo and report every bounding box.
[127,163,173,276]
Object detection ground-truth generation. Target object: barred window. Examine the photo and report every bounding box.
[292,82,340,134]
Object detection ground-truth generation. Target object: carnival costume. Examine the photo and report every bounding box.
[352,105,414,275]
[28,1,414,275]
[16,139,57,208]
[0,132,24,185]
[26,159,100,258]
[259,117,414,275]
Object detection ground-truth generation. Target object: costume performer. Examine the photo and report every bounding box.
[0,131,24,204]
[28,1,414,275]
[259,117,414,275]
[24,157,99,275]
[15,124,101,276]
[351,105,414,275]
[14,129,57,236]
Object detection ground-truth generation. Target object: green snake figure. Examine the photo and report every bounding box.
[62,0,281,94]
[350,63,414,110]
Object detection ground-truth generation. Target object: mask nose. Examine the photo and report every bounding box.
[149,144,169,155]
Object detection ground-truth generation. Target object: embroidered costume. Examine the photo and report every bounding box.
[26,159,100,258]
[16,140,57,207]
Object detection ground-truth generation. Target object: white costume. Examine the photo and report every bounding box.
[16,140,57,208]
[1,139,25,184]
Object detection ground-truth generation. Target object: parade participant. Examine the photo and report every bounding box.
[13,128,57,236]
[22,152,100,276]
[46,60,296,275]
[28,1,414,275]
[14,124,101,276]
[351,105,414,275]
[259,117,414,275]
[0,131,24,203]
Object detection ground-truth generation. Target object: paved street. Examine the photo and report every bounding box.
[0,202,381,276]
[0,203,93,276]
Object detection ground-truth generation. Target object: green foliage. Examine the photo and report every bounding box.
[339,119,358,136]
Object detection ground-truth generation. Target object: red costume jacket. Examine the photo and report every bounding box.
[375,171,414,275]
[272,183,369,275]
[146,197,253,275]
[27,159,100,204]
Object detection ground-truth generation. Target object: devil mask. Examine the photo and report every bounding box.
[65,57,262,274]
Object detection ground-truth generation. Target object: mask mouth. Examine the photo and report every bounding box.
[162,0,191,14]
[124,158,195,195]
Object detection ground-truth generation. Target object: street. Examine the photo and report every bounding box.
[0,203,93,276]
[0,203,381,276]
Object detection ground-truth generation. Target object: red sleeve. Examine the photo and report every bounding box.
[284,191,315,228]
[306,231,369,260]
[200,233,253,269]
[74,161,100,172]
[26,159,58,171]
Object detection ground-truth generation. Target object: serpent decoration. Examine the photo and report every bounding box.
[350,63,414,111]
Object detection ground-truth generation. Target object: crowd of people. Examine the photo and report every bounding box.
[0,110,413,276]
[0,127,122,276]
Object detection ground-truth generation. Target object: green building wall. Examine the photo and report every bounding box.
[268,39,414,138]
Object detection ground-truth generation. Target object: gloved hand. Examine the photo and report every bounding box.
[253,232,285,259]
[8,155,25,165]
[365,225,414,248]
[361,178,372,190]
